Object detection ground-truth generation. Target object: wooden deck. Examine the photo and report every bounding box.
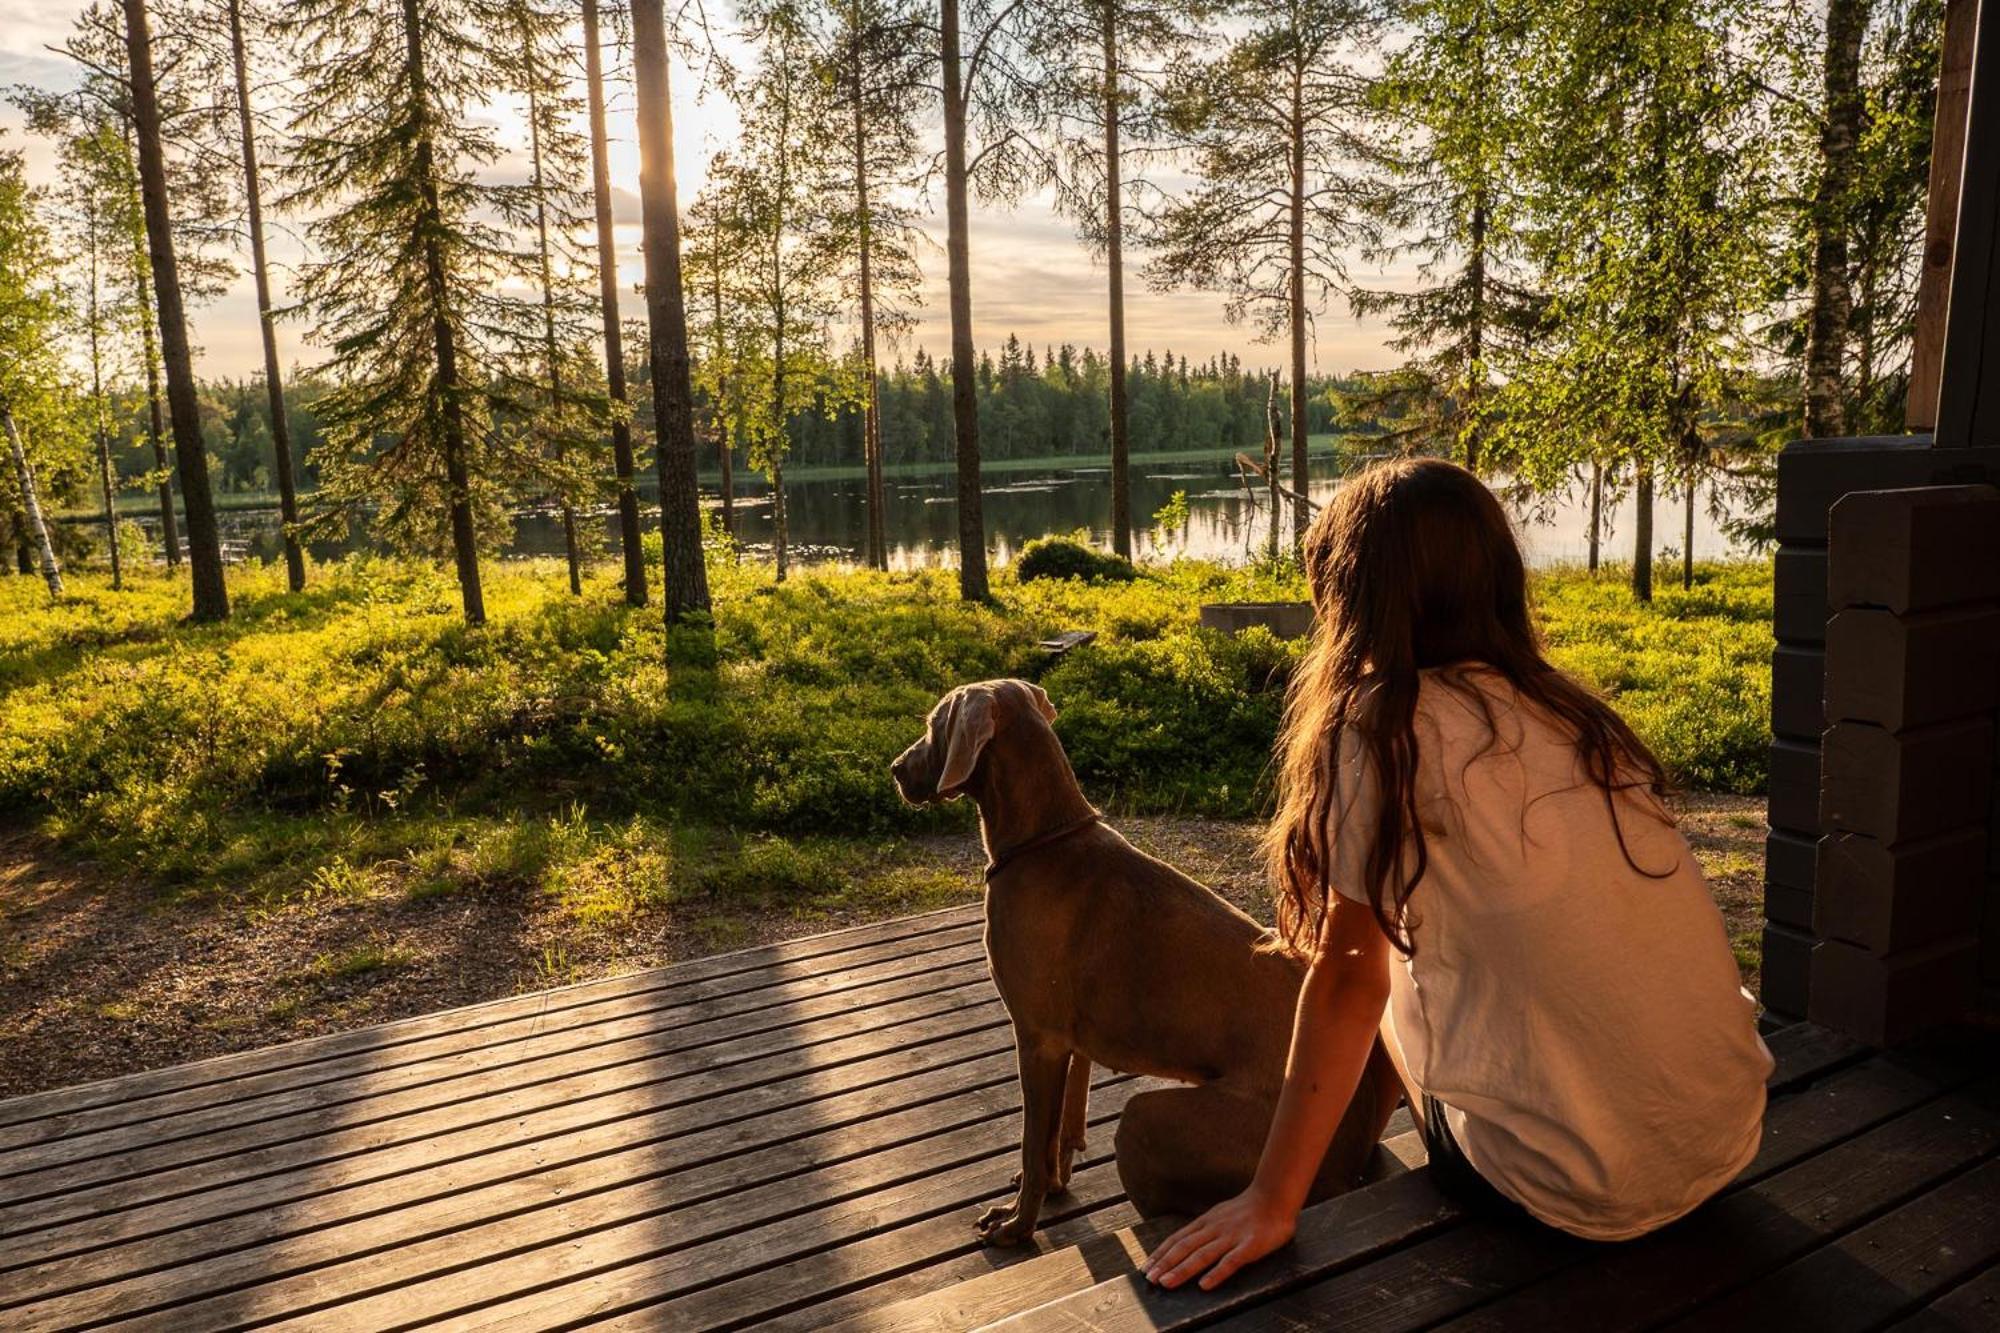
[2,902,1995,1331]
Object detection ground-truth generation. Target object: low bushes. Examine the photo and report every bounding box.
[0,550,1773,895]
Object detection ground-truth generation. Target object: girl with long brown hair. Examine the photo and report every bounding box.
[1145,458,1771,1291]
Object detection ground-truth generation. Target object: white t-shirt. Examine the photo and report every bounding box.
[1330,666,1773,1241]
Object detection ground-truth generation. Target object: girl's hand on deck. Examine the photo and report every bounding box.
[1143,1187,1296,1291]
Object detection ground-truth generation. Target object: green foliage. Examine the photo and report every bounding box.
[0,555,1776,900]
[1015,534,1138,584]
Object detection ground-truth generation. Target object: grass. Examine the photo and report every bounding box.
[0,545,1772,932]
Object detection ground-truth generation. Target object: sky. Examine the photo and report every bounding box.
[0,0,1411,383]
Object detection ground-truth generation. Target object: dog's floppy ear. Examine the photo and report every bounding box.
[937,686,997,794]
[1019,680,1057,723]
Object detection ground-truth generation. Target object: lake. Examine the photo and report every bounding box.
[99,450,1753,572]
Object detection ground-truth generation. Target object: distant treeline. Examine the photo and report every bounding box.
[109,339,1346,497]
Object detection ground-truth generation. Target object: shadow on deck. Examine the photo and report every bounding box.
[0,904,1994,1330]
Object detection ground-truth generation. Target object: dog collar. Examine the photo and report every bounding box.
[984,813,1101,883]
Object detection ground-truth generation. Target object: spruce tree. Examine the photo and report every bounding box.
[281,0,559,625]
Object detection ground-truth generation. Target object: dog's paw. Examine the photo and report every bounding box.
[975,1200,1037,1247]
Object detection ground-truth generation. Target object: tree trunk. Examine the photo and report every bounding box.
[1465,192,1487,472]
[228,0,303,593]
[1104,0,1132,559]
[400,0,483,625]
[1632,462,1653,602]
[3,406,63,600]
[1265,372,1282,561]
[523,29,581,597]
[632,0,712,624]
[123,0,228,621]
[1682,469,1695,590]
[139,282,177,568]
[711,264,734,538]
[85,188,122,591]
[1803,0,1868,438]
[1587,458,1603,572]
[581,0,646,606]
[852,8,887,570]
[941,0,988,599]
[120,116,178,570]
[1287,55,1309,548]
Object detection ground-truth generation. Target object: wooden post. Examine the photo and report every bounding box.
[1933,0,2000,446]
[1907,0,1976,432]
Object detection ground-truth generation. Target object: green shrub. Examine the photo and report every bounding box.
[0,554,1775,895]
[1015,535,1138,584]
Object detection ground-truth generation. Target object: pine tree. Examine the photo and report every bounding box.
[122,0,231,619]
[707,12,856,581]
[1021,0,1200,558]
[631,0,712,624]
[580,0,648,605]
[281,0,558,625]
[1147,0,1384,548]
[810,0,927,571]
[938,0,1039,598]
[504,0,603,597]
[1802,0,1870,439]
[223,0,306,591]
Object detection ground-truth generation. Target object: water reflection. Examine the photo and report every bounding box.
[94,452,1750,572]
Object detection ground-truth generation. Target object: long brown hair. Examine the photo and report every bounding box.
[1266,458,1670,958]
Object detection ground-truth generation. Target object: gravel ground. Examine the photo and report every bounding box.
[0,794,1766,1100]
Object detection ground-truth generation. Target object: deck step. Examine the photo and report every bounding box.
[831,1130,1430,1333]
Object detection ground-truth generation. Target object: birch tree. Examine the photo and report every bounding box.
[1147,0,1385,548]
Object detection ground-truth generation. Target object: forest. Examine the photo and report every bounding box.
[0,0,1947,615]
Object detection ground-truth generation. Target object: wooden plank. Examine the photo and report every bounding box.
[0,954,995,1177]
[1908,0,1977,430]
[1933,0,2000,448]
[446,1159,1144,1333]
[0,1017,1019,1240]
[41,1075,1149,1332]
[758,1204,1151,1333]
[0,976,1007,1214]
[987,1025,1882,1333]
[827,1219,1178,1333]
[223,1093,1148,1333]
[1435,1075,2000,1331]
[1887,1263,2000,1331]
[3,1011,1059,1318]
[0,938,993,1159]
[838,1131,1429,1333]
[0,905,982,1134]
[1663,1157,2000,1331]
[4,1050,1070,1310]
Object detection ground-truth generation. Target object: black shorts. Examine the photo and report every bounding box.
[1419,1092,1526,1218]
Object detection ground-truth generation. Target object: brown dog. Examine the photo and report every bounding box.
[891,679,1400,1246]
